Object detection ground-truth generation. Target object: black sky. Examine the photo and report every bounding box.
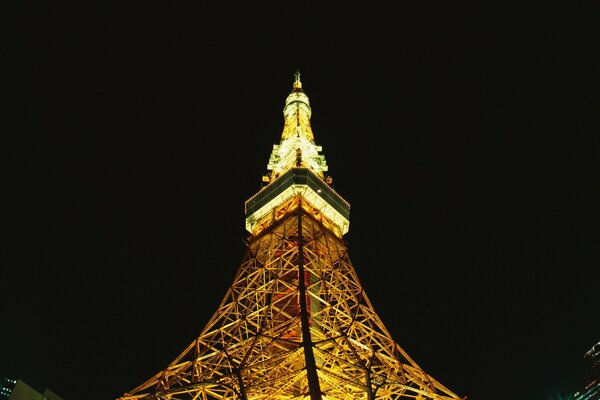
[3,2,598,400]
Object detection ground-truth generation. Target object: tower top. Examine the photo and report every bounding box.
[245,72,350,237]
[293,69,302,89]
[269,71,323,176]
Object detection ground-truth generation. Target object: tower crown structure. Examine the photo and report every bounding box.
[245,71,349,237]
[117,72,463,400]
[268,70,324,177]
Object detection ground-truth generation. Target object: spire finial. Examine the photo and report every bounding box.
[293,69,302,89]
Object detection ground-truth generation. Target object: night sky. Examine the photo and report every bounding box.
[3,2,598,400]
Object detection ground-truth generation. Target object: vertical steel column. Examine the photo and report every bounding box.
[297,210,323,400]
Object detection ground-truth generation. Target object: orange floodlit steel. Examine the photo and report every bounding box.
[117,71,464,400]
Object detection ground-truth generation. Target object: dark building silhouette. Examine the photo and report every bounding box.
[0,377,63,400]
[573,341,600,400]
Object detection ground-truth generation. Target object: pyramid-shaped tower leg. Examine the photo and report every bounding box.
[117,196,461,400]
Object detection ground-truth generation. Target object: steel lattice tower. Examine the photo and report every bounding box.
[117,72,464,400]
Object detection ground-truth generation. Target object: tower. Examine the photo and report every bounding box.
[117,72,463,400]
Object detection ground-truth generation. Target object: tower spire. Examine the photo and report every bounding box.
[246,73,348,237]
[265,72,326,182]
[294,69,302,89]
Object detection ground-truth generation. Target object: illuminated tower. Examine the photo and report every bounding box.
[117,72,464,400]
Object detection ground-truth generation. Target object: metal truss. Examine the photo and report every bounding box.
[117,196,462,400]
